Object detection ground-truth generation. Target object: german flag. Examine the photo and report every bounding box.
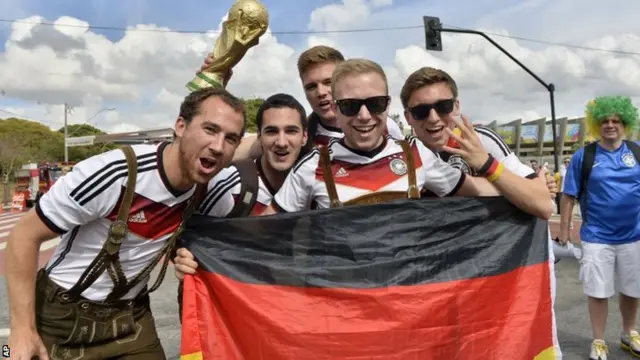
[179,197,559,360]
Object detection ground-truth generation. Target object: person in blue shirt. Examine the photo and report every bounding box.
[560,96,640,360]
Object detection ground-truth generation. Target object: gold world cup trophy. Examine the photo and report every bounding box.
[186,0,269,91]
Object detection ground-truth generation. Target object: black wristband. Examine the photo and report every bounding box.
[477,154,495,175]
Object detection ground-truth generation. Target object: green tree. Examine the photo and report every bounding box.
[0,118,63,162]
[242,98,265,133]
[0,133,31,182]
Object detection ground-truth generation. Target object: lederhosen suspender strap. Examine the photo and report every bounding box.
[105,183,207,302]
[319,146,342,208]
[398,140,420,199]
[319,140,420,208]
[60,146,138,301]
[59,145,208,303]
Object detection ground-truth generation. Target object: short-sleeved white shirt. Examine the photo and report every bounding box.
[38,142,198,301]
[198,158,275,217]
[273,137,465,212]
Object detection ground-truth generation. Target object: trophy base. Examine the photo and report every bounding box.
[186,72,223,92]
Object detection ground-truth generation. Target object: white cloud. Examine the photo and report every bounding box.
[0,13,299,133]
[0,0,639,137]
[308,0,371,32]
[370,0,393,7]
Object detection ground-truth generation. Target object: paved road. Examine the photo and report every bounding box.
[0,212,637,359]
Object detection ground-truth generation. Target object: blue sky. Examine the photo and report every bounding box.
[0,0,520,52]
[1,0,638,130]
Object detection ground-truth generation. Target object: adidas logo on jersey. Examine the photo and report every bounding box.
[128,211,147,223]
[335,167,349,177]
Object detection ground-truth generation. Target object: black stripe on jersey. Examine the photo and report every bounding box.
[405,135,419,146]
[72,157,156,205]
[46,226,80,274]
[327,137,340,147]
[70,152,155,201]
[293,148,320,174]
[35,201,67,234]
[200,172,240,214]
[78,164,158,206]
[445,172,466,197]
[475,127,511,157]
[202,177,242,216]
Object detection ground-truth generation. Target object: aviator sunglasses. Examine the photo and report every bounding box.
[408,99,455,120]
[334,96,391,117]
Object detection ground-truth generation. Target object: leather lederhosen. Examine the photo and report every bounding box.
[318,140,420,208]
[34,145,206,359]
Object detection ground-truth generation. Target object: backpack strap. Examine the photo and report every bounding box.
[577,142,597,223]
[319,146,342,208]
[624,140,640,165]
[61,145,138,301]
[227,158,259,218]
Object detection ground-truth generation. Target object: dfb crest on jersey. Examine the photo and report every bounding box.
[622,153,636,168]
[390,158,408,176]
[448,155,473,175]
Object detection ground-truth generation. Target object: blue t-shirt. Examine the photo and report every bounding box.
[563,141,640,244]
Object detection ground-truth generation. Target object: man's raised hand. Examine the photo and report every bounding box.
[195,53,233,87]
[442,114,490,171]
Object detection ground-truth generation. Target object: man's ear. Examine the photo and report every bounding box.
[174,117,187,138]
[403,109,412,126]
[452,99,461,117]
[302,129,309,146]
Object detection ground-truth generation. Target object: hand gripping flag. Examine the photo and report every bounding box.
[179,197,559,360]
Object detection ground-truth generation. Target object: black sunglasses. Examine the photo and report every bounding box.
[408,99,455,120]
[334,96,390,117]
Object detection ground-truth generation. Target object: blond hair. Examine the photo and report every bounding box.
[400,67,458,109]
[297,45,345,77]
[331,58,389,95]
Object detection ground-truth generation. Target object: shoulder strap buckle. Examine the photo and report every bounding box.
[318,145,342,208]
[398,140,420,199]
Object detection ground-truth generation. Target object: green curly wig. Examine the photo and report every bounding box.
[585,95,639,138]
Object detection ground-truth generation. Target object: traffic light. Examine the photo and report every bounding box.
[423,16,442,51]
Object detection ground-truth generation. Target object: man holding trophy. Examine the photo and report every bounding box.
[5,1,269,359]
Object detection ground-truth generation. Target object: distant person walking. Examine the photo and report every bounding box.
[559,96,640,360]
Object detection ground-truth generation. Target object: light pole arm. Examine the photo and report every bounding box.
[435,25,561,213]
[439,28,551,91]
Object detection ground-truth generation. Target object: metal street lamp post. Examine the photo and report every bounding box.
[423,16,560,214]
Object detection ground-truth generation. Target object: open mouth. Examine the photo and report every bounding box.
[200,158,217,170]
[318,100,331,109]
[426,126,444,134]
[353,125,376,134]
[273,150,290,158]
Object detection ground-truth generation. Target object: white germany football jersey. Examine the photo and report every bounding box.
[273,137,465,212]
[198,158,275,217]
[38,142,198,301]
[312,113,404,146]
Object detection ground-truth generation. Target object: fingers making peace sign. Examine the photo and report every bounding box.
[441,115,491,171]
